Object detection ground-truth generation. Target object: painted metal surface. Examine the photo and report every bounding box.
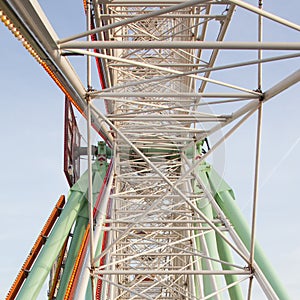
[14,161,108,300]
[1,0,299,299]
[5,196,65,300]
[206,166,290,300]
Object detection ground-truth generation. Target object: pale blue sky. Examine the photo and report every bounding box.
[0,1,299,299]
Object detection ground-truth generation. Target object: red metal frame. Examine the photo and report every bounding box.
[64,96,81,187]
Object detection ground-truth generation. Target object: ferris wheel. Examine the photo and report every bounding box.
[1,0,300,299]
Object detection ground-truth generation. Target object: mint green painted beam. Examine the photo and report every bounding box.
[73,161,113,300]
[193,235,202,299]
[206,167,290,300]
[194,167,223,299]
[16,162,108,300]
[55,205,88,299]
[16,190,86,300]
[215,230,243,299]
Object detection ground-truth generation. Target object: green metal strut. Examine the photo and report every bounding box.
[16,161,108,300]
[203,165,290,300]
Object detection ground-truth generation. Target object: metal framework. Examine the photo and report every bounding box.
[1,0,300,299]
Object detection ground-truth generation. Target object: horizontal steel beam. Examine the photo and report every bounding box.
[108,116,228,121]
[111,252,205,256]
[118,129,205,133]
[102,226,228,230]
[103,219,222,223]
[100,14,226,19]
[94,270,250,275]
[91,92,256,99]
[61,41,300,50]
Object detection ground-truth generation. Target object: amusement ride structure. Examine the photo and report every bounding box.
[1,0,300,299]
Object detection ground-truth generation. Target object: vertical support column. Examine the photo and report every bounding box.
[257,0,263,92]
[248,2,263,297]
[86,1,96,298]
[87,98,95,272]
[248,101,262,295]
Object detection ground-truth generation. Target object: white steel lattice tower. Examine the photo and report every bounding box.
[76,2,291,299]
[94,3,240,299]
[1,0,300,299]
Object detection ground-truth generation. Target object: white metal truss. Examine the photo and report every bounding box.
[64,1,298,299]
[1,0,300,299]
